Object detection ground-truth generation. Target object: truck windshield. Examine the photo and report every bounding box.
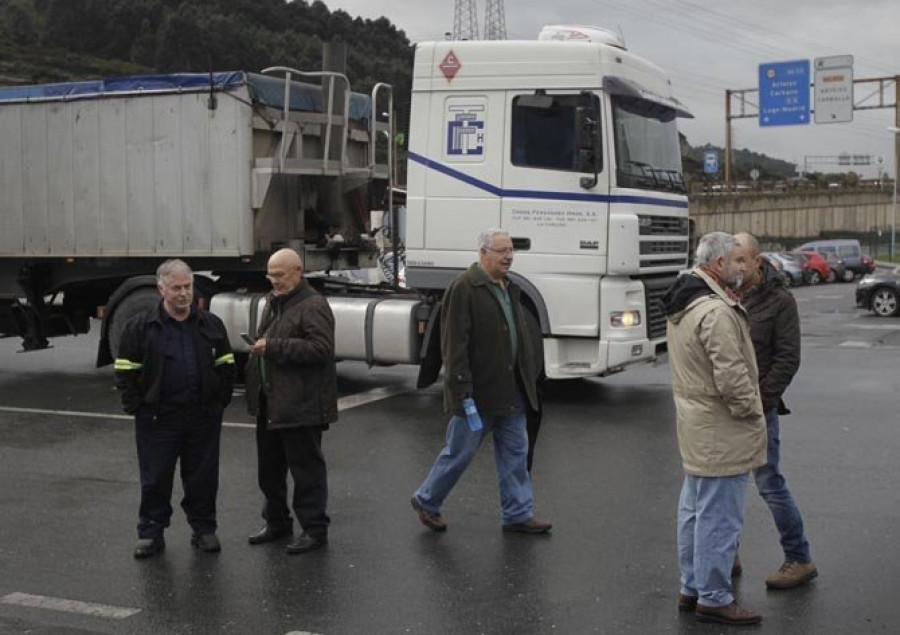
[612,95,685,193]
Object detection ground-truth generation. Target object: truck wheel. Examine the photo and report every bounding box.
[108,288,160,359]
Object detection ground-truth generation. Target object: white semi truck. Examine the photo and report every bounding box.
[0,25,691,383]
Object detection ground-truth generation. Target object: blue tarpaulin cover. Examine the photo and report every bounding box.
[0,71,372,121]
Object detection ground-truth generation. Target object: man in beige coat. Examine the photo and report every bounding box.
[662,232,767,626]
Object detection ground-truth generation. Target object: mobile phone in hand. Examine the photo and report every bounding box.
[239,332,255,345]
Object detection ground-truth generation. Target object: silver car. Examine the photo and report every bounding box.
[763,252,805,287]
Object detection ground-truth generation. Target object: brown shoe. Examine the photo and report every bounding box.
[502,518,552,534]
[695,602,762,625]
[765,560,818,590]
[411,496,447,532]
[677,594,698,612]
[732,554,743,577]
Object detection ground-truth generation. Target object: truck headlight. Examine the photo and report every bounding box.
[610,311,641,328]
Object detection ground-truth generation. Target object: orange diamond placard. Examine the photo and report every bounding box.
[439,50,462,82]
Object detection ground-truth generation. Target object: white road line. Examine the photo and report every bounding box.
[839,341,875,348]
[850,324,900,330]
[0,384,415,427]
[814,295,845,299]
[285,631,324,635]
[1,592,140,619]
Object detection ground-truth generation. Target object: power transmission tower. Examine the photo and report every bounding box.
[453,0,479,41]
[483,0,507,40]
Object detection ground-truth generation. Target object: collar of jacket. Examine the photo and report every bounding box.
[466,262,508,289]
[148,300,200,326]
[268,279,313,310]
[693,267,745,312]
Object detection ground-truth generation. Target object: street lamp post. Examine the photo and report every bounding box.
[889,127,899,260]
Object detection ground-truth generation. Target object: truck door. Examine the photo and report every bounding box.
[501,91,610,262]
[499,91,611,338]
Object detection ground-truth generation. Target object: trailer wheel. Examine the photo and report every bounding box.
[108,288,160,359]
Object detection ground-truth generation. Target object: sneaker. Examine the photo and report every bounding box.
[695,602,762,625]
[191,533,221,553]
[411,496,447,532]
[502,518,552,534]
[765,560,818,590]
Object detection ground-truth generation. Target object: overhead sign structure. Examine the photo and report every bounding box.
[759,60,810,127]
[703,150,719,174]
[814,55,854,124]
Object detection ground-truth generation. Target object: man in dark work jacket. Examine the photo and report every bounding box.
[410,229,551,535]
[734,233,817,590]
[115,259,235,559]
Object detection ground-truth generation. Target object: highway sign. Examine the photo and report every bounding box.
[703,150,719,174]
[814,55,854,124]
[759,60,810,127]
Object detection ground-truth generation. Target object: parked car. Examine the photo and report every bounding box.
[856,267,900,317]
[822,252,847,284]
[793,251,832,285]
[798,239,875,281]
[762,252,802,286]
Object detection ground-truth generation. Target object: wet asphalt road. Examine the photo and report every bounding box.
[0,280,898,634]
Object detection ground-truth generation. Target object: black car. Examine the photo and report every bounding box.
[856,268,900,317]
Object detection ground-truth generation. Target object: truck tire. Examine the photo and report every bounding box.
[108,288,160,359]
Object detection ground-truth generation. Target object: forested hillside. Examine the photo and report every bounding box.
[0,0,414,102]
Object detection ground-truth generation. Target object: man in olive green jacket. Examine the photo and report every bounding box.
[663,232,767,626]
[411,229,551,535]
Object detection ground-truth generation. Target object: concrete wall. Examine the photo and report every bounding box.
[689,190,894,248]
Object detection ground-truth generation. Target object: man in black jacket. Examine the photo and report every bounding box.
[734,233,817,589]
[115,259,235,558]
[245,248,338,555]
[410,229,551,535]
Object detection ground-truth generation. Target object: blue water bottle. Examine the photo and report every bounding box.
[462,397,483,432]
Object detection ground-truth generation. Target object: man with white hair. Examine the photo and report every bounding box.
[662,232,766,625]
[411,229,551,535]
[115,259,236,558]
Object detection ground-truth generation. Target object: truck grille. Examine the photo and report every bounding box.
[642,275,676,341]
[638,214,689,236]
[640,240,688,255]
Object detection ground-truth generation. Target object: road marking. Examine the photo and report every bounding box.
[337,384,416,411]
[839,341,876,348]
[1,592,140,619]
[0,385,415,428]
[814,294,845,299]
[285,631,324,635]
[850,324,900,330]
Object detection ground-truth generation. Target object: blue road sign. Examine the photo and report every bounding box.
[703,150,719,174]
[759,60,810,127]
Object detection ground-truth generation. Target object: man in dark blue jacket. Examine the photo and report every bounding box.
[115,259,235,558]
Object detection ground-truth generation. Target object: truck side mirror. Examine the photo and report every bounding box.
[576,105,600,189]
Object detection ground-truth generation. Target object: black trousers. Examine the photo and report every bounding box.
[256,415,329,539]
[135,407,222,538]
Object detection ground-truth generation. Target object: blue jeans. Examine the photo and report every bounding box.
[678,473,748,608]
[754,409,812,563]
[414,408,534,525]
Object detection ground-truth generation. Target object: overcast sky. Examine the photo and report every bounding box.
[322,0,900,178]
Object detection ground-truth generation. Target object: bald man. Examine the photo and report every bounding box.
[733,233,817,590]
[245,249,338,555]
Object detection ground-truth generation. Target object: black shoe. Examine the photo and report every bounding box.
[191,533,221,553]
[285,533,327,555]
[133,537,165,559]
[248,523,293,545]
[502,518,552,534]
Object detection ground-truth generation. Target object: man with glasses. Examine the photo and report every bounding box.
[411,229,551,535]
[245,248,337,555]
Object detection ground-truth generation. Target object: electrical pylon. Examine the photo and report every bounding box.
[452,0,479,41]
[483,0,507,40]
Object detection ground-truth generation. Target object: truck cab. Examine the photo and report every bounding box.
[405,26,692,379]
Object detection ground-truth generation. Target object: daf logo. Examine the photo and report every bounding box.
[579,240,599,250]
